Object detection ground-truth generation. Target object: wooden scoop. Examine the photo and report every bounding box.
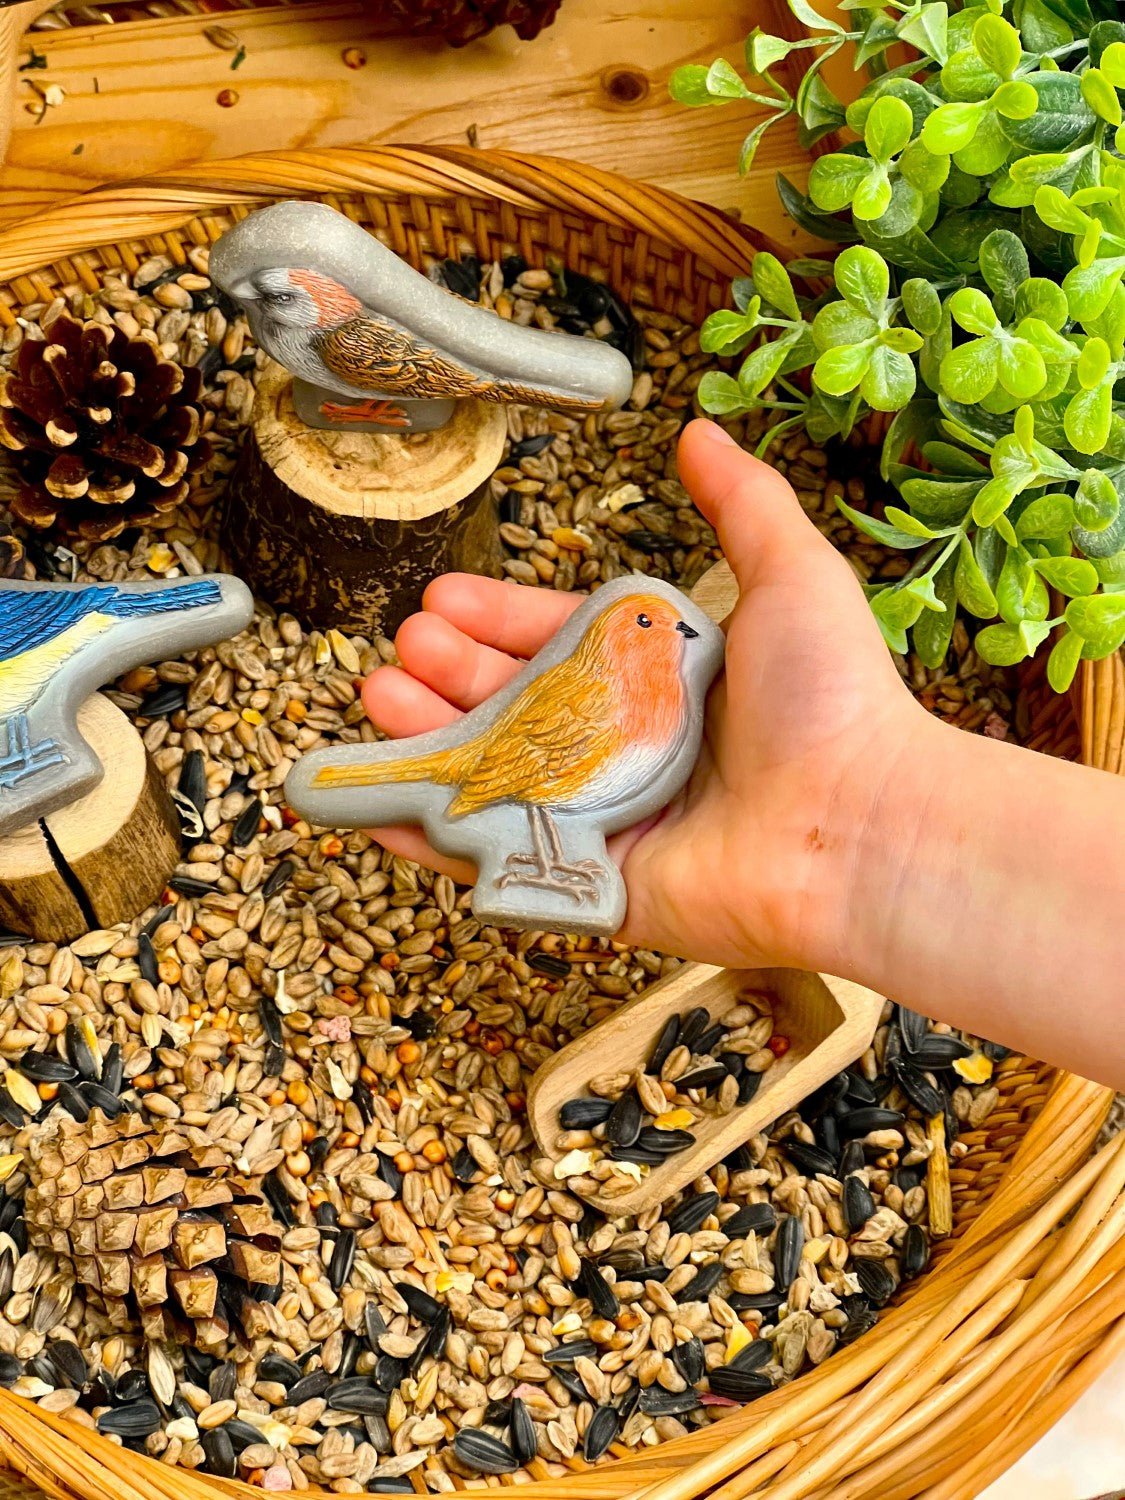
[527,962,885,1217]
[527,561,884,1216]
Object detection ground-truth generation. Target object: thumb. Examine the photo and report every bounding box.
[677,419,835,592]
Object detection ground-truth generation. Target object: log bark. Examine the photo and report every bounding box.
[0,694,180,941]
[223,360,508,637]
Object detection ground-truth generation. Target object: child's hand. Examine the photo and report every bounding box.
[360,419,934,969]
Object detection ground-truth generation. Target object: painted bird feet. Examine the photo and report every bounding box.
[498,851,602,903]
[0,714,68,791]
[319,398,410,428]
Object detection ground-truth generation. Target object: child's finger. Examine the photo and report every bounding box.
[365,824,478,885]
[423,574,581,658]
[395,611,522,711]
[362,666,462,739]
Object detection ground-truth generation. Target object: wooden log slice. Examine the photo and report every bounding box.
[0,694,180,941]
[223,359,508,636]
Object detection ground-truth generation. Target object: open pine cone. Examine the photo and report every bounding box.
[24,1110,283,1348]
[0,311,210,542]
[0,517,31,580]
[378,0,562,44]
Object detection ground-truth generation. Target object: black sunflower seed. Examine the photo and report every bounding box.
[200,1427,236,1479]
[395,1280,442,1323]
[559,1097,613,1130]
[672,1336,704,1385]
[307,1135,330,1173]
[134,926,158,984]
[139,682,187,718]
[584,1403,621,1461]
[262,860,294,898]
[209,1361,237,1403]
[694,1022,728,1057]
[737,1070,763,1105]
[364,1412,392,1452]
[723,1203,776,1239]
[639,1263,673,1282]
[262,1171,296,1229]
[783,1140,837,1177]
[454,1427,518,1474]
[648,1015,681,1074]
[678,1007,711,1051]
[46,1341,87,1389]
[639,1386,702,1415]
[225,1419,268,1452]
[605,1091,643,1148]
[839,1139,867,1177]
[374,1354,408,1391]
[546,1365,589,1404]
[543,1339,596,1364]
[727,1291,786,1315]
[818,1113,840,1159]
[610,1144,665,1166]
[774,1214,805,1288]
[636,1127,696,1155]
[370,1481,414,1495]
[717,1051,745,1078]
[328,1379,388,1414]
[896,1005,928,1053]
[667,1191,720,1237]
[724,1144,753,1173]
[80,1082,125,1118]
[893,1160,929,1192]
[101,1043,124,1096]
[261,1043,283,1079]
[510,1396,536,1464]
[169,875,217,897]
[0,1354,21,1388]
[259,1353,301,1387]
[509,433,555,461]
[839,1306,879,1345]
[17,1052,76,1083]
[577,1258,619,1319]
[28,1355,56,1386]
[911,1034,974,1068]
[352,1083,377,1127]
[981,1038,1011,1062]
[288,1370,331,1404]
[841,1072,878,1106]
[676,1260,723,1302]
[451,1147,477,1186]
[55,1082,89,1124]
[65,1020,100,1082]
[232,798,263,847]
[259,995,283,1048]
[329,1229,356,1291]
[901,1224,930,1280]
[893,1061,945,1117]
[728,1338,772,1373]
[337,1335,362,1382]
[420,1308,451,1364]
[844,1175,876,1233]
[707,1368,772,1402]
[364,1303,388,1351]
[838,1107,905,1135]
[528,951,570,978]
[98,1399,162,1437]
[677,1064,729,1092]
[402,1010,437,1040]
[855,1258,898,1306]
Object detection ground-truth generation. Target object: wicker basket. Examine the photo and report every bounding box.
[0,146,1121,1500]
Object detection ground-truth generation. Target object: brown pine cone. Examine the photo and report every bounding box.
[0,517,31,580]
[376,0,563,45]
[0,311,210,543]
[23,1102,284,1348]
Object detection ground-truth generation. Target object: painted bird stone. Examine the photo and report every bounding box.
[0,576,253,836]
[209,200,634,433]
[285,577,725,935]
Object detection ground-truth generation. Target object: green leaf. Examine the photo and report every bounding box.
[997,544,1036,623]
[696,370,751,416]
[1013,278,1069,330]
[737,336,796,397]
[880,326,924,355]
[1063,259,1125,322]
[913,558,958,667]
[1081,68,1122,127]
[993,80,1039,120]
[705,58,751,100]
[739,117,779,176]
[797,67,847,147]
[1099,39,1125,85]
[1033,183,1092,235]
[1075,468,1120,531]
[900,475,981,520]
[808,154,875,213]
[746,30,793,73]
[975,621,1038,664]
[897,139,950,196]
[1064,382,1114,455]
[941,338,1000,402]
[1013,0,1074,53]
[943,45,1001,104]
[870,176,926,237]
[922,100,985,154]
[1064,593,1125,656]
[1034,555,1100,595]
[699,309,758,354]
[750,252,800,320]
[862,345,916,410]
[972,13,1021,80]
[883,505,947,538]
[1016,492,1076,539]
[833,245,890,317]
[854,168,894,222]
[1046,628,1084,692]
[949,286,999,335]
[902,278,943,336]
[1077,338,1111,390]
[836,496,934,549]
[865,96,914,162]
[979,230,1029,321]
[871,584,926,650]
[788,0,844,32]
[813,342,873,397]
[1001,72,1097,152]
[898,1,950,64]
[1075,502,1125,560]
[955,535,999,616]
[812,299,880,350]
[775,173,857,243]
[998,338,1047,400]
[669,66,716,108]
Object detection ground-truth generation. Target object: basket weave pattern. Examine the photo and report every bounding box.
[0,147,1120,1500]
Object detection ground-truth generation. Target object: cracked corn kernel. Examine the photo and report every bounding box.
[953,1052,993,1084]
[654,1108,694,1131]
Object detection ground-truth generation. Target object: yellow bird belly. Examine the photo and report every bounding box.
[0,614,112,720]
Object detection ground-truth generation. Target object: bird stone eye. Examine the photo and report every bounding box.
[636,613,652,629]
[271,293,293,305]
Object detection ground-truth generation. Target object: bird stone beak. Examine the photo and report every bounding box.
[675,620,699,639]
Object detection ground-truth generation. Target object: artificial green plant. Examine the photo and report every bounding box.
[672,0,1125,685]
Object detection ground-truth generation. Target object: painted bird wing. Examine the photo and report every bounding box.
[449,661,619,815]
[0,586,113,665]
[318,314,485,400]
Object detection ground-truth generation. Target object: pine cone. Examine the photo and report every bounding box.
[0,517,31,580]
[0,311,210,542]
[377,0,562,45]
[24,1108,284,1348]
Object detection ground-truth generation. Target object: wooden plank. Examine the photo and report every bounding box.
[0,0,815,248]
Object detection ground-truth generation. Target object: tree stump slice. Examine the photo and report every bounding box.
[223,359,508,637]
[0,694,180,941]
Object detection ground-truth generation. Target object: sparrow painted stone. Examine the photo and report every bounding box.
[210,201,634,432]
[285,577,724,935]
[0,576,253,835]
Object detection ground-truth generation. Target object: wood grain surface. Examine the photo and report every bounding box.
[0,0,816,245]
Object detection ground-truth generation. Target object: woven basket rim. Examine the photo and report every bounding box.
[0,141,1118,1500]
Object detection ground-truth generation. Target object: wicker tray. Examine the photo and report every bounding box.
[0,146,1121,1500]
